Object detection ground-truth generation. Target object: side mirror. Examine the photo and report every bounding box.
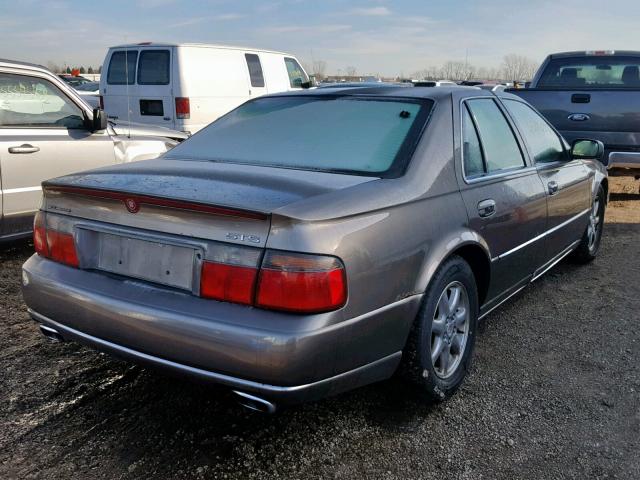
[571,139,604,161]
[92,108,108,131]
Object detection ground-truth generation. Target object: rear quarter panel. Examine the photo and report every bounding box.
[267,95,481,324]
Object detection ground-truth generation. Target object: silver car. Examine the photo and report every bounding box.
[0,59,187,241]
[22,87,608,412]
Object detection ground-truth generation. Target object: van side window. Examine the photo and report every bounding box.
[466,99,525,173]
[462,105,485,177]
[284,58,308,88]
[0,73,85,129]
[503,100,566,164]
[245,54,265,88]
[138,50,170,85]
[107,50,138,85]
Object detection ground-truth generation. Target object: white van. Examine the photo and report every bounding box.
[99,43,310,134]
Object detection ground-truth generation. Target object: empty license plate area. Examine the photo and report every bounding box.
[95,232,198,291]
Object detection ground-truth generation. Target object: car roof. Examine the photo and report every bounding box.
[272,85,495,101]
[108,42,291,56]
[0,58,50,73]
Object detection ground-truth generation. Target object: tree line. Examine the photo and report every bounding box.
[46,62,102,75]
[307,53,539,82]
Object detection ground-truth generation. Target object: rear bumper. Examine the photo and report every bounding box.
[22,254,420,403]
[28,309,401,404]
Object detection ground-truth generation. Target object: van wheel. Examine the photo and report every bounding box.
[400,256,479,402]
[571,185,605,264]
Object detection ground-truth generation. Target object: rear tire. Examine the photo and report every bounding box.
[400,256,479,402]
[571,185,605,264]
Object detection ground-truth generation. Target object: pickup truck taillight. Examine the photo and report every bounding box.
[33,212,79,268]
[99,95,104,110]
[175,97,190,119]
[200,250,347,314]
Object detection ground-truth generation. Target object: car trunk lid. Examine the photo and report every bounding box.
[41,158,376,247]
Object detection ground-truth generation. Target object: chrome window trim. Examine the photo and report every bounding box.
[491,208,589,262]
[459,96,529,184]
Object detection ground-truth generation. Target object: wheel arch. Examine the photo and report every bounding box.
[449,243,491,307]
[417,232,493,309]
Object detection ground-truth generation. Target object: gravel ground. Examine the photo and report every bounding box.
[1,177,638,480]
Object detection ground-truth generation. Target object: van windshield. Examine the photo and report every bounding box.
[538,55,640,89]
[165,95,432,177]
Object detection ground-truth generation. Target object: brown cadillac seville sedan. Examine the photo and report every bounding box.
[22,87,607,412]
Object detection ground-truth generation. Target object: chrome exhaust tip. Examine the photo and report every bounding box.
[232,390,276,414]
[39,324,64,343]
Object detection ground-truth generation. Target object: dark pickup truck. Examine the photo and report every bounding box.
[510,51,640,178]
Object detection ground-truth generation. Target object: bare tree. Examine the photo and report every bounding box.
[46,61,62,73]
[501,54,538,81]
[345,66,357,77]
[312,60,327,80]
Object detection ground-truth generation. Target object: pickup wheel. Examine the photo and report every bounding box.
[400,256,479,402]
[571,185,605,264]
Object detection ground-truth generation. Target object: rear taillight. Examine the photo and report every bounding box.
[175,97,190,119]
[200,262,258,305]
[33,211,79,268]
[256,252,347,313]
[33,212,49,257]
[46,230,79,267]
[99,95,104,110]
[199,248,347,314]
[200,245,262,305]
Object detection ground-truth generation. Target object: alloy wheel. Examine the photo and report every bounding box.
[430,281,470,379]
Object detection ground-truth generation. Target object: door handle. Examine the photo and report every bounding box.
[478,199,496,218]
[8,144,40,154]
[548,181,559,195]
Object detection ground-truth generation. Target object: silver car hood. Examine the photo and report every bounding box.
[108,121,189,141]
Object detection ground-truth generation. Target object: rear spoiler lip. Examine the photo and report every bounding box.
[42,185,269,221]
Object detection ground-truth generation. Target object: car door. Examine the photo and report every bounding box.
[0,70,115,236]
[134,48,174,128]
[101,48,138,123]
[502,99,591,271]
[457,97,548,308]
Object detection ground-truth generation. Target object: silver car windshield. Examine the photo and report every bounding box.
[166,95,432,177]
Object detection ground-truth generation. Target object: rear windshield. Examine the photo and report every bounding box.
[107,50,137,85]
[165,95,432,177]
[138,50,170,85]
[538,55,640,89]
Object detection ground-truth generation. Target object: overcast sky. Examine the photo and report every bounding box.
[1,0,638,75]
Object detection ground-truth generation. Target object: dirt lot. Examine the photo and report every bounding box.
[1,178,638,480]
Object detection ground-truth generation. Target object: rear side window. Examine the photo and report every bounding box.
[107,50,137,85]
[284,58,308,88]
[466,99,524,173]
[503,100,566,164]
[245,54,265,88]
[537,55,640,88]
[462,105,485,177]
[138,50,170,85]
